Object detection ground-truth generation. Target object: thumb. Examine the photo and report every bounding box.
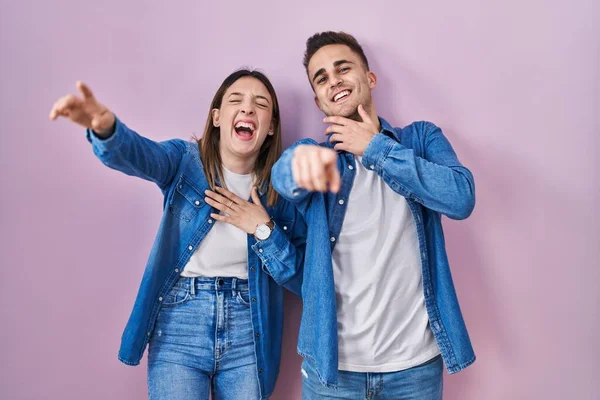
[328,165,341,194]
[319,148,338,166]
[250,186,262,205]
[357,104,371,124]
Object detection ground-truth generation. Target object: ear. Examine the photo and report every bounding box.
[211,108,220,127]
[367,71,377,89]
[268,122,275,136]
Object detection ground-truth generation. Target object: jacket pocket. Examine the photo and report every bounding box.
[168,175,205,221]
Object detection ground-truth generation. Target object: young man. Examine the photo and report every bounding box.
[272,32,476,399]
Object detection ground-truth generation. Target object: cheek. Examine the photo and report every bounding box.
[316,92,329,107]
[259,112,273,129]
[218,108,235,124]
[217,127,229,142]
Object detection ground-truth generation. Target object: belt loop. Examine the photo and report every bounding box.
[232,277,237,297]
[190,277,195,296]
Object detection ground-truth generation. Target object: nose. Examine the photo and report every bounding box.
[329,73,343,88]
[240,102,255,115]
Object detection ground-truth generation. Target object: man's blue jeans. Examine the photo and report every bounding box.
[302,354,443,400]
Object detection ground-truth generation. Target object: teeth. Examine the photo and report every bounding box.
[334,90,350,102]
[235,121,255,130]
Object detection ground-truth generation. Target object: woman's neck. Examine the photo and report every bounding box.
[220,150,256,175]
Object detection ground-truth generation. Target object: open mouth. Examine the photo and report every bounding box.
[234,120,256,141]
[332,89,352,103]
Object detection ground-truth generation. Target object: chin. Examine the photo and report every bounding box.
[332,104,359,119]
[233,144,258,156]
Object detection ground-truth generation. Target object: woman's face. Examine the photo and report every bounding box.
[212,76,275,162]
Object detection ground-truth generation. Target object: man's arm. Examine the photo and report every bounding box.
[362,121,475,220]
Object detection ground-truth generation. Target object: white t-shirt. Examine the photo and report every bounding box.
[332,155,440,372]
[181,167,253,279]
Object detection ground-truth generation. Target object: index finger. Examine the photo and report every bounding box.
[77,81,95,100]
[326,164,341,193]
[323,115,352,126]
[214,186,243,203]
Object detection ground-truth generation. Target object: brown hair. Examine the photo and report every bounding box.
[198,69,281,206]
[303,31,370,77]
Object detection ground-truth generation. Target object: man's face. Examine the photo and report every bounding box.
[307,44,377,119]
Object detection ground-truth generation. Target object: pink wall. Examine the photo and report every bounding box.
[1,1,598,399]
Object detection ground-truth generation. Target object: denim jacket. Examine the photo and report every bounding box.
[271,117,476,387]
[86,118,306,399]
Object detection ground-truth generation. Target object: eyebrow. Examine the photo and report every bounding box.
[312,59,355,83]
[228,92,270,103]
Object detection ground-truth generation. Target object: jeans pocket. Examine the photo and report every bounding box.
[162,285,192,307]
[236,290,251,307]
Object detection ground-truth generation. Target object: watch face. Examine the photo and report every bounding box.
[256,224,271,240]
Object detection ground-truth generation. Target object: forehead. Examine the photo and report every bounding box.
[307,44,363,74]
[225,76,271,100]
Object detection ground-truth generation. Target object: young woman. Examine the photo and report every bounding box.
[49,70,305,400]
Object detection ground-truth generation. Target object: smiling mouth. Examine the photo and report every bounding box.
[332,90,352,103]
[234,121,256,141]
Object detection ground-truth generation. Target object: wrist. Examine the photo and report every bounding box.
[92,114,116,139]
[254,218,275,241]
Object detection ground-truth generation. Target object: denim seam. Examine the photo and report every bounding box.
[246,279,268,399]
[117,356,139,366]
[447,356,476,374]
[408,197,461,373]
[297,350,338,389]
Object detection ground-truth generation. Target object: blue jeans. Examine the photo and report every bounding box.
[147,277,262,400]
[301,355,443,400]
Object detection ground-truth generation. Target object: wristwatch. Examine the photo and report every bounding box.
[254,219,275,241]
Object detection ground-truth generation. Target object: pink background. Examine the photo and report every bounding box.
[1,1,598,399]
